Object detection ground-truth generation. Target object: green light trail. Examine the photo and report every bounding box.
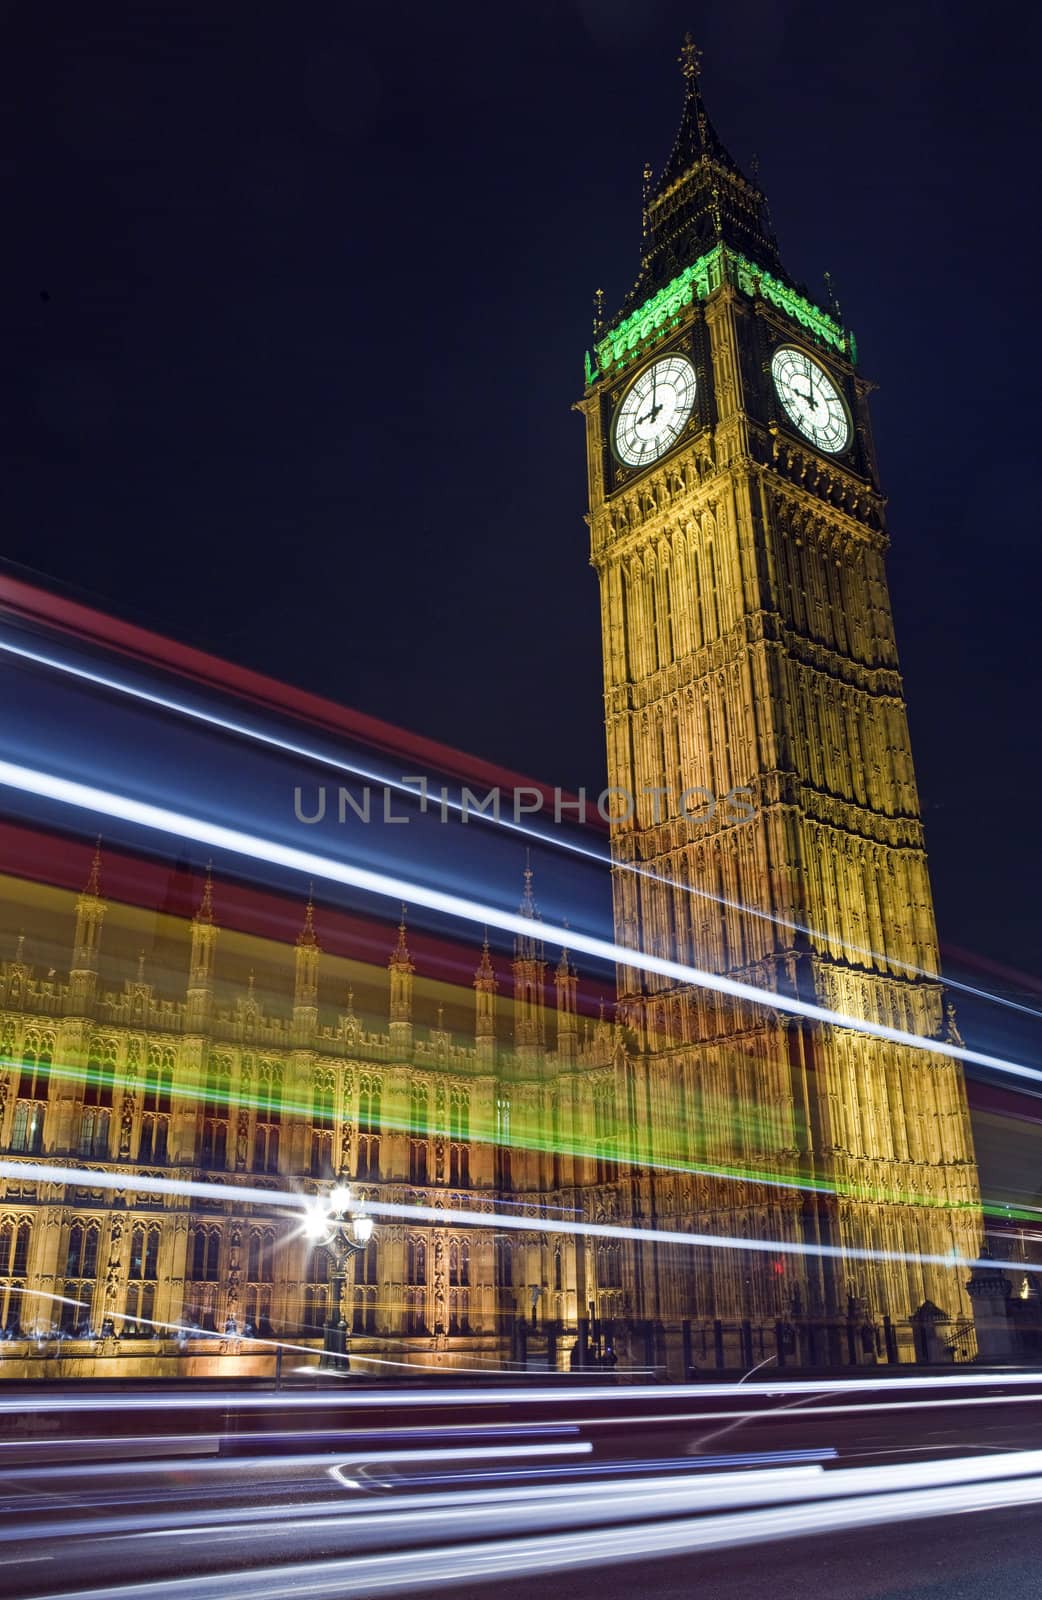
[1,1052,1023,1226]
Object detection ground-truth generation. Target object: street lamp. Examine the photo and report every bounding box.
[303,1184,375,1373]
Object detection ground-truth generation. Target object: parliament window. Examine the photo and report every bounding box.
[404,1287,426,1335]
[302,1284,326,1335]
[139,1051,173,1162]
[310,1077,335,1177]
[125,1225,159,1331]
[190,1228,221,1283]
[356,1237,378,1287]
[247,1230,274,1284]
[10,1039,53,1154]
[448,1287,470,1335]
[78,1042,116,1160]
[352,1287,377,1335]
[200,1059,232,1169]
[243,1286,272,1336]
[0,1220,31,1334]
[597,1242,622,1290]
[406,1237,427,1286]
[357,1078,381,1180]
[449,1239,469,1287]
[253,1064,282,1174]
[61,1222,100,1334]
[409,1086,428,1184]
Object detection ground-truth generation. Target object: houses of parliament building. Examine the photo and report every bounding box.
[0,40,983,1377]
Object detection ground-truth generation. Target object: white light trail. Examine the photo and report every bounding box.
[3,631,1038,1024]
[0,756,1039,1091]
[3,1370,1042,1418]
[324,1442,590,1488]
[3,1443,591,1485]
[0,1156,1020,1277]
[17,1452,1042,1600]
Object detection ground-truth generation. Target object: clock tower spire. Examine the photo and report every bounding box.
[580,39,981,1344]
[617,32,784,330]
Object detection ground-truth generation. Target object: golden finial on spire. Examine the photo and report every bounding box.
[679,31,702,81]
[592,286,605,336]
[137,949,147,983]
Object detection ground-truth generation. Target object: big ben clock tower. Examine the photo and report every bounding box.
[579,38,981,1345]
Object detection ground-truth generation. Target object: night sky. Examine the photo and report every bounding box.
[3,1,1042,995]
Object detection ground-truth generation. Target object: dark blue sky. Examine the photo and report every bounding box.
[3,0,1041,991]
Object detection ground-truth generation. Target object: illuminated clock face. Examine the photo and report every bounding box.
[612,354,698,467]
[771,346,850,454]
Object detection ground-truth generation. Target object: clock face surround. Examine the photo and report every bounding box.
[612,353,698,468]
[771,346,850,454]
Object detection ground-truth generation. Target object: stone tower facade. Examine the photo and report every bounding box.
[578,37,981,1342]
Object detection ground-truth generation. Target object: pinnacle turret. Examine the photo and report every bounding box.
[83,836,103,899]
[388,905,415,1041]
[512,858,546,1055]
[186,866,219,1030]
[297,888,318,949]
[68,838,106,1011]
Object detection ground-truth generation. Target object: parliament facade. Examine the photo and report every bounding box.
[0,41,982,1377]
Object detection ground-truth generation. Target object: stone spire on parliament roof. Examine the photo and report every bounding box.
[388,904,414,973]
[81,837,103,900]
[514,852,545,966]
[194,863,215,925]
[612,33,785,324]
[297,887,318,950]
[474,931,497,992]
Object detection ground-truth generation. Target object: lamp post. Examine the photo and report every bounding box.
[303,1184,374,1374]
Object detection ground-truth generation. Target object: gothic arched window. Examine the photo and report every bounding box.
[449,1089,470,1186]
[357,1078,381,1180]
[253,1063,282,1175]
[61,1222,100,1334]
[0,1219,31,1334]
[11,1036,53,1154]
[409,1084,429,1185]
[310,1074,335,1178]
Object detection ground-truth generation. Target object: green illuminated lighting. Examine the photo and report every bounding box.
[1,1052,1012,1224]
[591,244,853,382]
